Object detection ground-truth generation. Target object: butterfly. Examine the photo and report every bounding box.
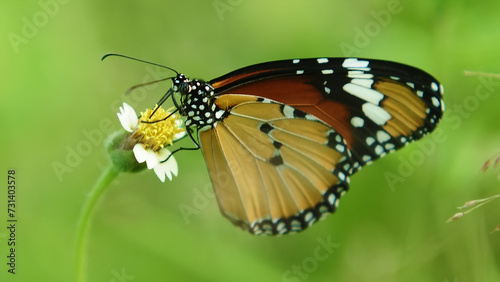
[106,55,444,235]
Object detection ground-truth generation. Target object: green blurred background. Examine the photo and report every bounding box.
[1,0,500,281]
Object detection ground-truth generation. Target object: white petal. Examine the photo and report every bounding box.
[168,158,178,177]
[117,103,138,132]
[153,148,178,182]
[133,144,159,169]
[173,130,186,141]
[154,165,167,182]
[156,147,172,159]
[172,119,186,141]
[144,152,160,169]
[132,144,148,163]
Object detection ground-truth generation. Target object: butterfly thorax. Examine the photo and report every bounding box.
[173,74,226,128]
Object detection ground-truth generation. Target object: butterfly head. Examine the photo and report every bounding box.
[171,73,224,128]
[172,74,191,94]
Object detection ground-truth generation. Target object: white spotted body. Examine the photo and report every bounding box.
[173,74,226,128]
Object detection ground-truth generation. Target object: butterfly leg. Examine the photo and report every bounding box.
[160,127,200,163]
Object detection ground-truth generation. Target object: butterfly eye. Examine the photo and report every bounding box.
[174,81,189,95]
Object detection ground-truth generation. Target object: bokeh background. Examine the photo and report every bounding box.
[1,0,500,281]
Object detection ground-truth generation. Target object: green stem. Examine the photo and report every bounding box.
[75,165,119,282]
[462,194,500,215]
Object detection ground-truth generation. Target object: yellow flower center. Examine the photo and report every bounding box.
[132,105,185,151]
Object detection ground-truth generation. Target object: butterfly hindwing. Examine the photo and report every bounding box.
[199,95,351,235]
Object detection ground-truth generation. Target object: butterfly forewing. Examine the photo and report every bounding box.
[210,58,444,171]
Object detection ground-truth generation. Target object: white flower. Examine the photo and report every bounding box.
[133,145,178,182]
[117,103,138,132]
[117,103,185,182]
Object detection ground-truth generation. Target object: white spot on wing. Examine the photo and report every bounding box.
[322,69,334,74]
[366,136,375,146]
[305,114,317,121]
[362,103,391,125]
[336,144,345,153]
[293,59,300,64]
[376,130,391,143]
[305,212,314,222]
[338,171,346,181]
[277,222,286,233]
[215,110,224,119]
[343,58,369,68]
[431,97,440,108]
[282,105,295,118]
[385,143,395,150]
[351,116,364,127]
[343,163,351,171]
[431,82,439,92]
[335,134,341,143]
[334,198,340,208]
[296,70,304,75]
[348,71,374,79]
[343,83,384,104]
[317,58,329,64]
[328,194,336,205]
[351,78,374,88]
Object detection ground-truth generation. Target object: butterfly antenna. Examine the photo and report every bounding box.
[143,105,180,124]
[125,76,176,95]
[149,88,174,118]
[101,53,179,75]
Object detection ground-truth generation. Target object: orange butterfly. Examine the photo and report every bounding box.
[108,55,444,235]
